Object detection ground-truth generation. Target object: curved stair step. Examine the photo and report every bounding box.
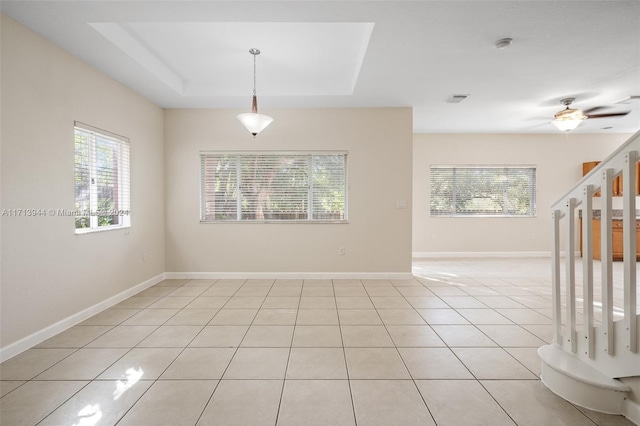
[538,344,630,415]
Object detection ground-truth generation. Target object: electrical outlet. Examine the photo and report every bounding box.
[339,247,345,256]
[143,253,149,263]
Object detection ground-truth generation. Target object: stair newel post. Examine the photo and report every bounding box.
[622,151,638,353]
[601,168,614,354]
[551,209,563,345]
[582,185,595,358]
[566,197,577,353]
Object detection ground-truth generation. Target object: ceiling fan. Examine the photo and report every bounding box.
[553,97,631,132]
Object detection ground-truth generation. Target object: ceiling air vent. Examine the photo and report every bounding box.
[446,95,469,103]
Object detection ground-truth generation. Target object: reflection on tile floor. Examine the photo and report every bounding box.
[0,259,635,425]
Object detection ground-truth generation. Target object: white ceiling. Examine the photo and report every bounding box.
[2,0,640,134]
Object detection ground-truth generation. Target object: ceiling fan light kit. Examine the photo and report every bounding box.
[237,48,273,137]
[552,98,586,132]
[553,115,584,132]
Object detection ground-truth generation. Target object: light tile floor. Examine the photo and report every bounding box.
[0,259,635,425]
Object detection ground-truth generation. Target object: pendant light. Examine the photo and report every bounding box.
[237,48,273,137]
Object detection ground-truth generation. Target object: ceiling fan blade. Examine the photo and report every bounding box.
[583,106,608,114]
[586,112,631,119]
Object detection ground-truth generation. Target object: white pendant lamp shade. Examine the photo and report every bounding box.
[237,113,274,136]
[237,49,273,137]
[237,95,273,136]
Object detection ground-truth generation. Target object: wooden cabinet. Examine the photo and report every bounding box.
[582,161,640,196]
[580,161,640,260]
[582,161,600,176]
[581,218,640,261]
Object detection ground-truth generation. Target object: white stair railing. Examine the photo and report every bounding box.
[552,132,640,375]
[543,130,640,420]
[551,131,639,362]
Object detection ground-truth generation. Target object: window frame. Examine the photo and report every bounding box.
[199,150,348,224]
[429,164,537,218]
[74,122,131,234]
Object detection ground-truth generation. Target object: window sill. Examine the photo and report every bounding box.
[75,224,131,235]
[199,220,349,224]
[430,215,536,218]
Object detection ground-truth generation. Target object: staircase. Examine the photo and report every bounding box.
[541,129,640,424]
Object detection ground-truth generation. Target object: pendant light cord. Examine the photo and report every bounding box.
[253,52,257,97]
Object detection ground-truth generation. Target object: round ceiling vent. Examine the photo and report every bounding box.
[495,38,513,49]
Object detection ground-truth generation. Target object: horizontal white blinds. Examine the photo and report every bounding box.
[311,155,347,220]
[74,122,130,231]
[201,152,347,222]
[430,166,536,216]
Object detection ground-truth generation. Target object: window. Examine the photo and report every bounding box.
[200,152,347,222]
[74,122,130,233]
[430,165,536,217]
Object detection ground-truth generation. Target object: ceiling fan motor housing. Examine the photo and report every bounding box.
[555,108,585,121]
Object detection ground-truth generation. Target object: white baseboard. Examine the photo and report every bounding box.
[622,394,640,425]
[0,272,166,362]
[165,271,414,280]
[412,251,551,259]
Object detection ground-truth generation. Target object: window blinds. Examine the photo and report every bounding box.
[200,152,347,222]
[74,122,130,231]
[430,166,536,217]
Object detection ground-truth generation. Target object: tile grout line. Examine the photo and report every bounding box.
[390,277,439,426]
[273,278,304,426]
[335,278,360,426]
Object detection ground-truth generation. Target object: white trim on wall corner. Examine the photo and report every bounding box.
[412,251,552,259]
[164,272,415,280]
[0,273,166,363]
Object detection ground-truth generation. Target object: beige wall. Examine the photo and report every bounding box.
[0,15,165,348]
[164,108,413,274]
[413,133,632,254]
